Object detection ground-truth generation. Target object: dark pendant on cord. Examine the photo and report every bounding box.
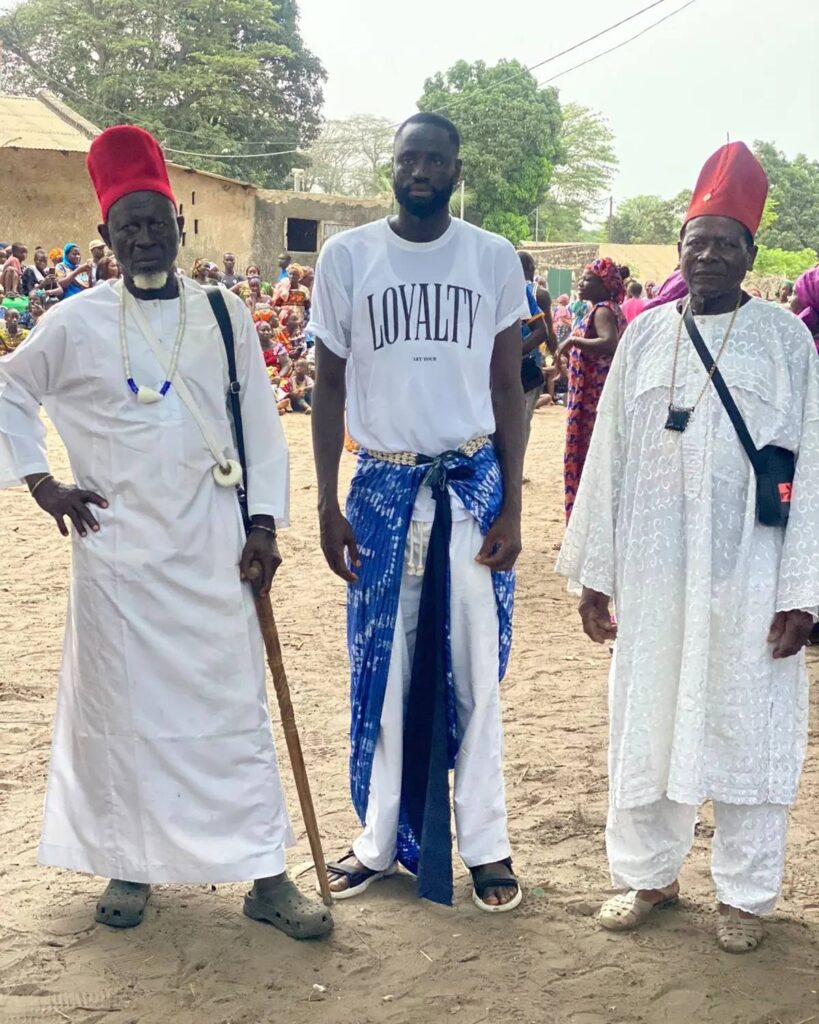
[665,405,693,433]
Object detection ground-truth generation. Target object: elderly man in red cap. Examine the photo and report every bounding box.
[0,125,332,938]
[557,142,819,953]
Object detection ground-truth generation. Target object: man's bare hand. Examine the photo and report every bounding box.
[319,505,361,583]
[579,587,617,644]
[475,508,522,572]
[240,529,282,598]
[768,610,814,660]
[31,477,107,537]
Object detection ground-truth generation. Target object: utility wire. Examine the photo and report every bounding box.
[429,0,673,117]
[164,0,693,161]
[537,0,697,88]
[0,28,305,146]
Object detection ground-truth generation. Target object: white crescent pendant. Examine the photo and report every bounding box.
[137,386,163,404]
[212,459,243,487]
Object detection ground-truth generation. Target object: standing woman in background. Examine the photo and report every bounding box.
[558,259,628,522]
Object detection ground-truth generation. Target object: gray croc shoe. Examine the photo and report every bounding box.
[243,877,333,940]
[95,880,151,929]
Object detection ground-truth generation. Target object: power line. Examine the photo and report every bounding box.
[430,0,674,117]
[162,0,685,161]
[537,0,697,88]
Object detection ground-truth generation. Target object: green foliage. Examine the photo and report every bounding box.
[304,115,394,196]
[417,59,562,244]
[538,103,618,242]
[608,194,682,244]
[755,142,819,252]
[754,245,817,280]
[483,212,531,245]
[0,0,325,188]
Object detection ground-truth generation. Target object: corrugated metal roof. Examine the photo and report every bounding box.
[0,94,96,152]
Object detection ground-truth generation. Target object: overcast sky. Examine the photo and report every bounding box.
[300,0,818,204]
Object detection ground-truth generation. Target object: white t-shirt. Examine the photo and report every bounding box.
[306,217,528,457]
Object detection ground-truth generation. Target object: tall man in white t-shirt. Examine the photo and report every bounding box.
[309,112,528,911]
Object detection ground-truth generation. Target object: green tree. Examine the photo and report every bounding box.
[417,59,562,244]
[754,142,819,252]
[754,245,817,280]
[609,194,680,244]
[538,103,618,242]
[0,0,325,188]
[304,115,394,197]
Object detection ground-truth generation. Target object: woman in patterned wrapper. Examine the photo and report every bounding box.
[557,259,628,522]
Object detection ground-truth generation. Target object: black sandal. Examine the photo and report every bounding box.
[320,849,397,901]
[470,858,522,914]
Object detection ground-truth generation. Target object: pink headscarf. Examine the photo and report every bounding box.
[794,267,819,336]
[587,258,625,304]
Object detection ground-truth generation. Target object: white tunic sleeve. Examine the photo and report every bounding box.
[555,331,630,597]
[227,292,290,526]
[0,314,68,487]
[776,327,819,613]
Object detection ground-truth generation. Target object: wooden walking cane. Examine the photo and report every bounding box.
[248,566,334,907]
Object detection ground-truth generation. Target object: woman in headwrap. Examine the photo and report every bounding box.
[553,294,573,345]
[273,263,310,325]
[792,267,819,351]
[190,258,210,285]
[557,258,628,522]
[54,243,90,299]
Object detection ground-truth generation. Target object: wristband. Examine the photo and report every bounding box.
[29,474,54,498]
[251,523,277,539]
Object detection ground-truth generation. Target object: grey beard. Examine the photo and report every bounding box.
[132,271,169,291]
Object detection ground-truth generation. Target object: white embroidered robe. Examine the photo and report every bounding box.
[557,299,819,810]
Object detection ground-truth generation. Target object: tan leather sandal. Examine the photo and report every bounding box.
[599,887,679,932]
[716,908,763,953]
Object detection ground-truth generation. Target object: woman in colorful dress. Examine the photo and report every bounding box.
[244,275,276,322]
[557,258,628,522]
[553,294,573,345]
[272,264,310,325]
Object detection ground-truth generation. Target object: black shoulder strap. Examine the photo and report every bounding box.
[683,304,761,473]
[205,286,250,530]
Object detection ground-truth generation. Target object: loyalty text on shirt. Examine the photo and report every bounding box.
[366,284,483,351]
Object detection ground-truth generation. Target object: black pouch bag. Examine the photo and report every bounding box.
[684,305,794,527]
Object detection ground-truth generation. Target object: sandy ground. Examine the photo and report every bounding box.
[1,409,819,1024]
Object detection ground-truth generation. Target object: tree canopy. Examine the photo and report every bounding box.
[417,59,562,244]
[537,103,618,242]
[754,246,817,281]
[0,0,325,188]
[608,193,688,244]
[754,142,819,253]
[304,115,394,197]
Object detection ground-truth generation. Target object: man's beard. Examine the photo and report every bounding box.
[393,179,456,219]
[132,271,170,291]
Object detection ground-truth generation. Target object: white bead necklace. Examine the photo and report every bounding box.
[119,279,187,404]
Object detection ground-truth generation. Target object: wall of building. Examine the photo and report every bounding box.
[1,149,256,271]
[170,165,256,273]
[522,242,678,288]
[254,190,391,271]
[3,149,102,253]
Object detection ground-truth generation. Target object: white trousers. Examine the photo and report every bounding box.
[353,516,510,872]
[606,797,789,915]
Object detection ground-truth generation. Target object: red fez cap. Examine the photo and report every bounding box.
[86,125,177,222]
[684,142,768,237]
